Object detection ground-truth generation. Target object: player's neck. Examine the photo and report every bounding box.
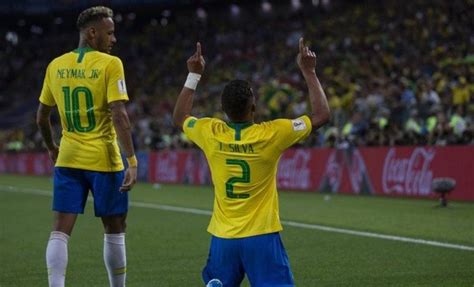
[228,112,254,124]
[229,120,253,124]
[228,116,253,124]
[77,38,95,50]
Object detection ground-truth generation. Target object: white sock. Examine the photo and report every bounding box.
[104,233,127,287]
[46,231,69,287]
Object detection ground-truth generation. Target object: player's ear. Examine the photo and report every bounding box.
[86,26,96,40]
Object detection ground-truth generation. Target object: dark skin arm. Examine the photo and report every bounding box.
[173,42,206,129]
[36,103,59,162]
[109,100,137,192]
[297,37,331,129]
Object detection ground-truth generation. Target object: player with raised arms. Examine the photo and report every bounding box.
[36,6,137,287]
[173,38,330,286]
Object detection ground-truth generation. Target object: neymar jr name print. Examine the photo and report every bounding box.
[56,68,101,79]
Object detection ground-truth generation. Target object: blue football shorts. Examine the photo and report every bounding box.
[202,232,294,287]
[53,167,127,217]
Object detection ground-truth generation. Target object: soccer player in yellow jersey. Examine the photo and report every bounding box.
[36,7,137,287]
[173,39,330,287]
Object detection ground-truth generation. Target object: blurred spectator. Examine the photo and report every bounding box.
[0,0,472,151]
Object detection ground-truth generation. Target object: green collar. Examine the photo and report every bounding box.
[226,121,254,141]
[226,121,254,130]
[73,47,96,53]
[73,47,95,63]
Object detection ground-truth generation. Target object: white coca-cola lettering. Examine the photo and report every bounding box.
[155,152,178,182]
[348,149,365,193]
[382,148,435,195]
[278,149,311,189]
[322,151,342,192]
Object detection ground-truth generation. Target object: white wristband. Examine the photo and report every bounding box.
[184,72,201,90]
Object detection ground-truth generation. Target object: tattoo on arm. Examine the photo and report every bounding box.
[109,101,135,157]
[36,104,56,150]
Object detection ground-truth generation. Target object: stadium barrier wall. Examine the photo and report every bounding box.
[148,146,474,201]
[0,152,53,176]
[1,146,473,201]
[0,151,151,181]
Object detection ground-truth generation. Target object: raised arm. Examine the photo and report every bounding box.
[109,100,137,192]
[173,42,206,129]
[297,37,330,129]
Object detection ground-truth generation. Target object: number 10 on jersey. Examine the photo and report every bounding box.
[62,86,96,132]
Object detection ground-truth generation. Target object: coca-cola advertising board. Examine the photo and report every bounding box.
[148,150,211,185]
[311,146,473,200]
[1,146,473,201]
[147,146,473,201]
[360,146,474,200]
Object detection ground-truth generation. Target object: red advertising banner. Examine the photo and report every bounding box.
[1,146,473,201]
[148,146,474,201]
[0,152,53,175]
[148,150,211,185]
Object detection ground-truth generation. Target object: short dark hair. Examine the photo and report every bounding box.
[77,6,113,30]
[221,80,254,121]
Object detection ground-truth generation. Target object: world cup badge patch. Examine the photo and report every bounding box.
[117,79,127,94]
[291,118,306,131]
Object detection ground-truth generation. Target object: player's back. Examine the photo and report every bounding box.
[183,116,312,238]
[39,48,129,172]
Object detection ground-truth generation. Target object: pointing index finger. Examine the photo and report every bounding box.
[196,42,202,57]
[299,37,304,53]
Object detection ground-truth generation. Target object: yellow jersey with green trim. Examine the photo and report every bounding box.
[39,48,129,172]
[183,115,312,238]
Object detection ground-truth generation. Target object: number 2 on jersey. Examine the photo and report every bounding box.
[62,86,96,132]
[225,159,250,198]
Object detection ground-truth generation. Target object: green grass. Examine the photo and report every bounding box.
[0,174,473,286]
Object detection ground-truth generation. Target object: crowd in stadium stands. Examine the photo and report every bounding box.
[0,0,472,152]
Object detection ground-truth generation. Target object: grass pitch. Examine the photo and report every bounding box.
[0,174,473,286]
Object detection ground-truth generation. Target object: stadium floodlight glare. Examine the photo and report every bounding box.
[292,0,302,10]
[196,7,207,20]
[262,1,272,13]
[6,31,19,46]
[162,10,171,17]
[230,4,240,16]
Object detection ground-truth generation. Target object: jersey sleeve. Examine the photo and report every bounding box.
[106,57,129,103]
[39,64,56,106]
[271,115,312,151]
[183,116,212,150]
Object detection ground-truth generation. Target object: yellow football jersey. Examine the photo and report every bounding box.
[183,115,312,238]
[39,48,129,172]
